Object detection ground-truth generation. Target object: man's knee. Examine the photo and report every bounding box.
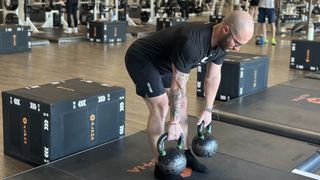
[155,100,169,118]
[146,95,170,119]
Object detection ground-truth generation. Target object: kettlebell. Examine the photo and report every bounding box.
[157,133,187,175]
[255,36,262,45]
[192,122,218,157]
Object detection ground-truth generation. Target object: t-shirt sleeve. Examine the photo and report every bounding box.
[210,51,226,65]
[171,38,198,74]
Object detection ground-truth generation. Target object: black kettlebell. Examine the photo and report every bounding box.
[192,122,218,157]
[255,36,262,45]
[157,133,187,175]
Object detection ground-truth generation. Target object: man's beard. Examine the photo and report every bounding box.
[217,34,231,50]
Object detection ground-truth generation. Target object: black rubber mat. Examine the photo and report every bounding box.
[282,78,320,91]
[31,28,85,43]
[214,78,320,145]
[127,24,156,37]
[201,121,318,172]
[306,70,320,80]
[5,117,317,180]
[31,38,50,46]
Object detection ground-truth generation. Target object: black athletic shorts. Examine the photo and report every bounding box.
[125,57,172,98]
[250,0,259,6]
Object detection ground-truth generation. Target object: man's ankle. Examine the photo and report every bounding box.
[184,149,209,173]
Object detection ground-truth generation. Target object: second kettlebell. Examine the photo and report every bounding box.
[192,122,218,157]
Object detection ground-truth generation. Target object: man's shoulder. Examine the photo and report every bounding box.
[186,21,213,28]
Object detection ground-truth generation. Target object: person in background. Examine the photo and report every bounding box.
[64,0,79,34]
[178,0,190,19]
[249,0,259,20]
[257,0,277,45]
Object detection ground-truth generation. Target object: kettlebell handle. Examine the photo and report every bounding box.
[157,133,184,157]
[197,122,212,140]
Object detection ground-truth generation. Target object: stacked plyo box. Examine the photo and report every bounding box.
[209,15,224,24]
[156,17,187,31]
[197,52,269,101]
[2,78,125,165]
[87,21,127,43]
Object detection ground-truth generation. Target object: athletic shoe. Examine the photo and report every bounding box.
[73,27,78,34]
[272,38,277,45]
[64,28,72,34]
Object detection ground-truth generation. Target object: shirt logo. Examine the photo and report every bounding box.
[146,82,153,93]
[200,57,209,64]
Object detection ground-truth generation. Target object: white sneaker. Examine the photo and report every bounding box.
[73,27,78,34]
[64,28,72,34]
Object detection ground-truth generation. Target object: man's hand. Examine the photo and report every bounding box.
[167,122,183,141]
[197,110,212,127]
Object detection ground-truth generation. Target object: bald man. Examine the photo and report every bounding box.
[125,11,254,180]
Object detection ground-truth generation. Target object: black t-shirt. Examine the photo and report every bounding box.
[126,22,226,74]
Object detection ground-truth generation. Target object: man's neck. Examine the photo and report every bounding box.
[211,24,220,48]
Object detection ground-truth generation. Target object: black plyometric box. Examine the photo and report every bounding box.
[0,25,31,54]
[197,52,269,101]
[2,78,125,165]
[290,39,320,71]
[209,15,224,24]
[156,17,187,31]
[87,21,126,43]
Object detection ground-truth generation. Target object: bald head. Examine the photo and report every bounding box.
[221,11,254,44]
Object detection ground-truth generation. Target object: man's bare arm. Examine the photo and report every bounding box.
[169,65,189,123]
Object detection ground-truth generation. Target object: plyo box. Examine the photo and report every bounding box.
[209,15,224,24]
[2,78,125,165]
[87,20,126,43]
[197,52,269,101]
[156,17,187,31]
[290,39,320,71]
[0,25,31,54]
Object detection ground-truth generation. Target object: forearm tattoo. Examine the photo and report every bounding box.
[170,72,189,121]
[170,89,182,120]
